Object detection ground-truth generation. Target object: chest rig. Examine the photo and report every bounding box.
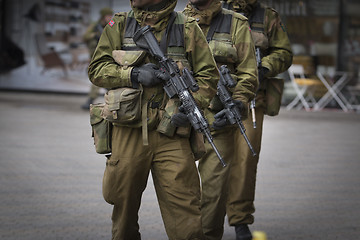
[222,2,268,51]
[121,11,187,63]
[206,9,238,72]
[118,11,189,143]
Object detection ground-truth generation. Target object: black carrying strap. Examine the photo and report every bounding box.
[206,12,223,43]
[206,11,232,43]
[159,12,177,54]
[123,11,178,53]
[222,1,233,10]
[247,3,266,31]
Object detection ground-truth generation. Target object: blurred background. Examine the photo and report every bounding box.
[0,0,359,112]
[0,1,360,240]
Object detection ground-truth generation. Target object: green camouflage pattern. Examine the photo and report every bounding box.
[222,0,293,83]
[184,1,258,105]
[90,103,112,154]
[183,1,258,125]
[88,0,219,129]
[222,0,292,109]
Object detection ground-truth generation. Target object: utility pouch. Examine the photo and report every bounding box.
[90,103,112,154]
[265,77,284,116]
[209,39,238,64]
[102,87,143,124]
[112,50,146,68]
[156,99,179,137]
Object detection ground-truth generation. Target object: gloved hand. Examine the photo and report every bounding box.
[171,112,189,127]
[234,99,248,120]
[258,66,269,82]
[212,109,229,130]
[212,100,247,129]
[131,63,169,88]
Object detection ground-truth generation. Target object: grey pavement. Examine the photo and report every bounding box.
[0,91,359,240]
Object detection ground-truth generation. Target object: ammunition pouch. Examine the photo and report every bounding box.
[101,87,143,125]
[90,103,112,154]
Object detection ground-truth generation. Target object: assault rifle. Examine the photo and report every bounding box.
[217,65,256,156]
[133,25,226,167]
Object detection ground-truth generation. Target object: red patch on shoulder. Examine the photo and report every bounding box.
[108,20,114,27]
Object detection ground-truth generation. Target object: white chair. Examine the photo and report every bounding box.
[314,70,351,112]
[286,64,324,111]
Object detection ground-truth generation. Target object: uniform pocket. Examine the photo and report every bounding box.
[90,103,112,154]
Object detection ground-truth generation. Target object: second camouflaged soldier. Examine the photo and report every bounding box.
[182,0,258,239]
[88,0,219,239]
[81,7,113,110]
[221,0,293,239]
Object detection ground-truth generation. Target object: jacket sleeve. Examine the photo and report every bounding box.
[261,8,293,77]
[87,15,134,89]
[231,16,258,103]
[184,17,219,109]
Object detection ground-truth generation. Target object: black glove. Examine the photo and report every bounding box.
[212,100,247,130]
[212,109,229,130]
[131,63,169,88]
[171,112,190,127]
[234,99,248,120]
[258,66,269,82]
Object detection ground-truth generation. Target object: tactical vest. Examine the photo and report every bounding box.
[222,2,269,51]
[121,11,189,68]
[115,11,190,139]
[206,9,239,72]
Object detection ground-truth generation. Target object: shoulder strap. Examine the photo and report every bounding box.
[248,3,265,31]
[222,1,233,10]
[123,11,182,53]
[159,12,177,54]
[206,11,232,43]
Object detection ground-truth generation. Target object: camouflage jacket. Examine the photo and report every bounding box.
[183,1,258,123]
[222,0,293,82]
[88,0,219,129]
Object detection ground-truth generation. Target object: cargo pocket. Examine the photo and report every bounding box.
[102,156,120,205]
[90,103,112,154]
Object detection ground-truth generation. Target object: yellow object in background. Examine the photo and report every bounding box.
[252,231,267,240]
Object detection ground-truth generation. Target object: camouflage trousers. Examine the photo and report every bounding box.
[227,107,265,226]
[102,126,205,240]
[198,127,236,240]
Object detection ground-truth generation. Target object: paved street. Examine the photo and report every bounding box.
[0,91,359,240]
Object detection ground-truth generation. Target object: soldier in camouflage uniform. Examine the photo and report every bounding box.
[81,7,113,110]
[88,0,219,239]
[220,0,293,239]
[183,1,258,239]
